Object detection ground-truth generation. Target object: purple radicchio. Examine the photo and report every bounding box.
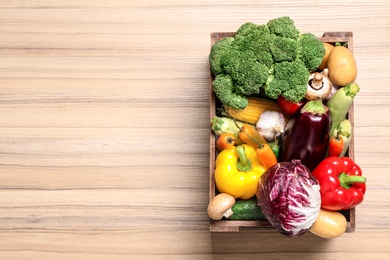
[256,160,321,237]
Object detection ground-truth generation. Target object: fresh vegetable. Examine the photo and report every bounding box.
[257,160,321,237]
[327,44,357,86]
[331,119,352,157]
[220,45,269,96]
[328,133,344,158]
[277,95,305,117]
[216,133,236,151]
[207,193,236,220]
[212,74,248,109]
[297,32,327,72]
[256,111,286,142]
[230,198,267,220]
[324,83,338,100]
[327,83,360,134]
[236,122,278,169]
[236,121,267,149]
[312,156,366,210]
[215,145,266,199]
[318,42,335,71]
[209,16,325,107]
[223,97,281,125]
[266,16,299,38]
[209,37,235,76]
[264,60,310,102]
[256,143,278,169]
[278,99,331,171]
[305,69,332,101]
[310,209,347,238]
[211,116,252,138]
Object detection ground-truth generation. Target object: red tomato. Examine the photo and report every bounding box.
[277,96,306,116]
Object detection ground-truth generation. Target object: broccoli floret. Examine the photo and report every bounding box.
[221,48,269,95]
[254,50,274,68]
[209,37,235,76]
[212,74,248,109]
[236,22,270,36]
[298,33,326,71]
[267,16,300,39]
[234,22,271,52]
[264,77,288,100]
[269,34,298,62]
[274,60,309,86]
[233,23,273,67]
[282,83,308,102]
[264,61,309,102]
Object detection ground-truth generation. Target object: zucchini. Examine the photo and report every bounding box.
[229,198,267,220]
[327,83,360,134]
[211,116,253,137]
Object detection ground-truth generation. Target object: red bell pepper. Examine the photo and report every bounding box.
[312,156,366,211]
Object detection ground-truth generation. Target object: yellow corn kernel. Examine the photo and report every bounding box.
[224,97,281,125]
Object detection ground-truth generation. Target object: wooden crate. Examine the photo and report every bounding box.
[209,32,355,232]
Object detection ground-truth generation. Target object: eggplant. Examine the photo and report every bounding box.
[278,99,331,171]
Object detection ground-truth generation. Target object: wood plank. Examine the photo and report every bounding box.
[0,0,390,258]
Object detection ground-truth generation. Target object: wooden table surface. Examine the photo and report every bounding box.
[1,1,389,259]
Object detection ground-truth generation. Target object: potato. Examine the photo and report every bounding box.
[310,209,347,238]
[327,45,357,86]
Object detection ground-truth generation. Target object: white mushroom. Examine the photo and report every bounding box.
[207,193,236,220]
[305,69,333,101]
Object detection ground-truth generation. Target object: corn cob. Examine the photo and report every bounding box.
[223,97,282,125]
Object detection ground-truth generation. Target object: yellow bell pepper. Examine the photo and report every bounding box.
[214,144,266,199]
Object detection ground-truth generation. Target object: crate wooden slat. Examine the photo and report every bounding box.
[209,32,356,233]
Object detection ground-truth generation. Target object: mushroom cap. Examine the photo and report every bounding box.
[305,71,332,100]
[207,193,236,220]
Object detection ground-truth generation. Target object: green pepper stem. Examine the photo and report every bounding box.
[235,145,252,172]
[339,172,366,189]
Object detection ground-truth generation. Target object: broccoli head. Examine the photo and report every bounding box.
[208,16,325,109]
[220,48,269,95]
[212,74,248,109]
[209,36,235,76]
[267,16,300,39]
[264,61,309,102]
[298,33,326,71]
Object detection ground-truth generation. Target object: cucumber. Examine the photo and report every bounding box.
[327,83,360,134]
[229,198,267,220]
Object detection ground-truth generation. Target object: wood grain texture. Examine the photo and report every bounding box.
[1,0,390,259]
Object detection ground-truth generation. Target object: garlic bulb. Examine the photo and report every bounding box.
[256,111,286,141]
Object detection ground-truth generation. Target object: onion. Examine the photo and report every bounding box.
[256,111,286,141]
[256,160,321,237]
[324,83,339,100]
